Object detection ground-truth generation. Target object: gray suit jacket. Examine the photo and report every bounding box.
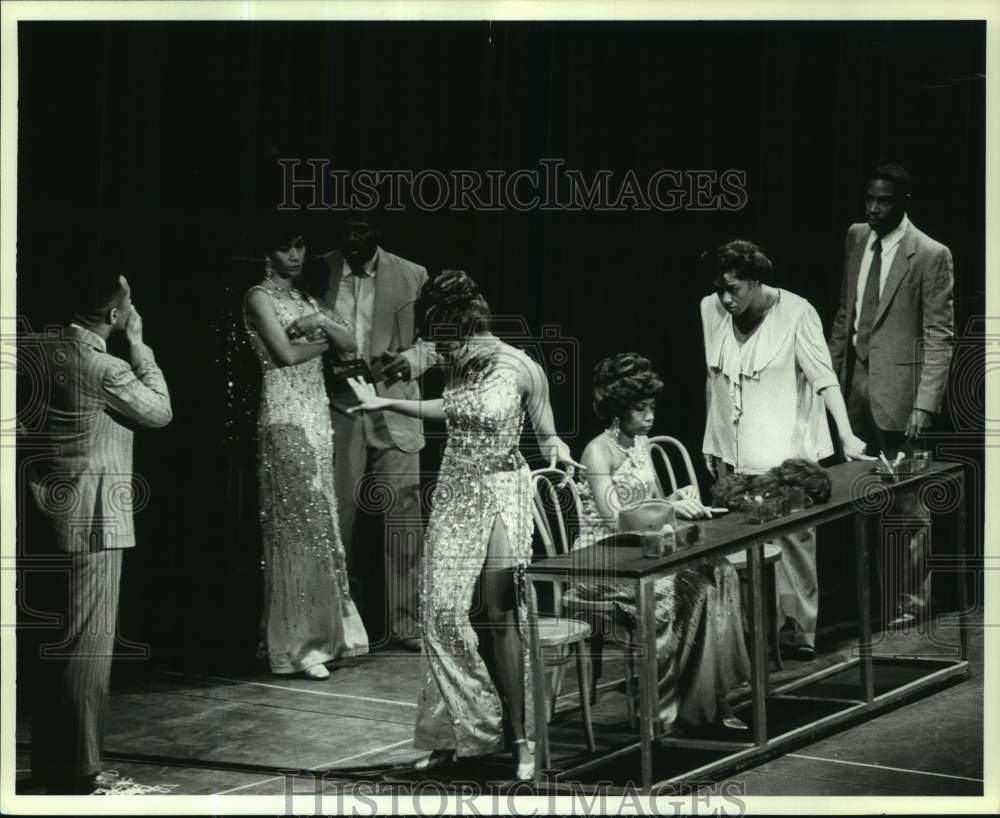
[315,247,433,453]
[828,220,955,431]
[25,325,172,552]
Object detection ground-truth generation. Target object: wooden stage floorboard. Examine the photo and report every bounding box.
[15,610,983,798]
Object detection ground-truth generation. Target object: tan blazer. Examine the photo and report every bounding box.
[828,220,954,431]
[314,247,433,453]
[25,325,172,552]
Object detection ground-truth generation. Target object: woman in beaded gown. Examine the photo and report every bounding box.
[347,270,582,779]
[243,218,369,679]
[573,353,750,731]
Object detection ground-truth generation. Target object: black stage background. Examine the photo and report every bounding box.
[15,21,985,669]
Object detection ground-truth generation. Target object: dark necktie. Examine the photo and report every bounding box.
[854,238,882,363]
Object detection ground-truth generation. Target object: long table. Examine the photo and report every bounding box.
[525,459,971,792]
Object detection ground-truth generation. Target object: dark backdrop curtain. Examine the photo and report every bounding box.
[15,20,985,666]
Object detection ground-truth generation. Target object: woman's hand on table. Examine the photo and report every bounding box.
[841,433,876,462]
[668,485,713,519]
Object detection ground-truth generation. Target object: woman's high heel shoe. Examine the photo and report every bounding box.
[513,739,534,782]
[413,749,455,772]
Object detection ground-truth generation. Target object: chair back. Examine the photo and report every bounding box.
[530,467,585,615]
[648,435,698,496]
[530,467,584,557]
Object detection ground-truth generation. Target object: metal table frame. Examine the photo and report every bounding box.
[526,460,971,793]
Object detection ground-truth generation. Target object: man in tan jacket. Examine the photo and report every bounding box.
[828,164,955,628]
[304,211,436,650]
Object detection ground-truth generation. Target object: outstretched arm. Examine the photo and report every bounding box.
[795,302,875,461]
[345,377,446,421]
[818,386,875,460]
[517,355,584,471]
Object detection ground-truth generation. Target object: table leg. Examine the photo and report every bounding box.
[746,542,769,745]
[636,576,656,793]
[955,470,969,661]
[766,562,783,674]
[573,645,597,753]
[854,514,874,703]
[527,579,549,783]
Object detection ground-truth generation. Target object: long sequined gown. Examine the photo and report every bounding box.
[574,434,749,728]
[244,283,368,673]
[413,348,535,757]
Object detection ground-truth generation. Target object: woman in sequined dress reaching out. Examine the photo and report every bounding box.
[243,216,369,680]
[347,270,583,780]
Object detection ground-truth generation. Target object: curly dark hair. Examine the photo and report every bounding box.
[771,457,833,503]
[592,353,663,422]
[708,239,773,288]
[709,472,757,509]
[710,458,832,509]
[416,269,491,341]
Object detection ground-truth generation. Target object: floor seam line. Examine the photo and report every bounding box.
[787,753,984,783]
[161,671,418,708]
[212,738,414,796]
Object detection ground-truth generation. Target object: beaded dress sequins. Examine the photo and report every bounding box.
[413,347,535,758]
[244,283,368,673]
[573,434,749,728]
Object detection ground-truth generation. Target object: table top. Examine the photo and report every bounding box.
[527,459,963,581]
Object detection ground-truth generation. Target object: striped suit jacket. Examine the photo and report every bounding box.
[24,324,172,553]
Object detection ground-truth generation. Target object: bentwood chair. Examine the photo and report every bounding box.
[530,468,641,727]
[648,436,784,671]
[527,468,597,765]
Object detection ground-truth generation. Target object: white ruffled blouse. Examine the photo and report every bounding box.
[701,289,839,474]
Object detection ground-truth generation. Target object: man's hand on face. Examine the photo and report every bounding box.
[124,306,143,345]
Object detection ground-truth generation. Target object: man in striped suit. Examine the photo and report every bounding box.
[20,269,171,793]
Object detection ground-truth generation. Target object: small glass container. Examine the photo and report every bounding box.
[639,524,677,558]
[747,495,783,524]
[783,486,807,513]
[765,497,783,521]
[911,450,931,473]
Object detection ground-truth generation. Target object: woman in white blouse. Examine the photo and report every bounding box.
[701,240,873,659]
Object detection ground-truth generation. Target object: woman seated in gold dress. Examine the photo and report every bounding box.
[574,353,750,732]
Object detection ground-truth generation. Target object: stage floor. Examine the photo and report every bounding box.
[15,610,983,798]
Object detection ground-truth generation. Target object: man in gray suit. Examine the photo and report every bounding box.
[301,211,435,651]
[21,268,171,792]
[828,164,955,628]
